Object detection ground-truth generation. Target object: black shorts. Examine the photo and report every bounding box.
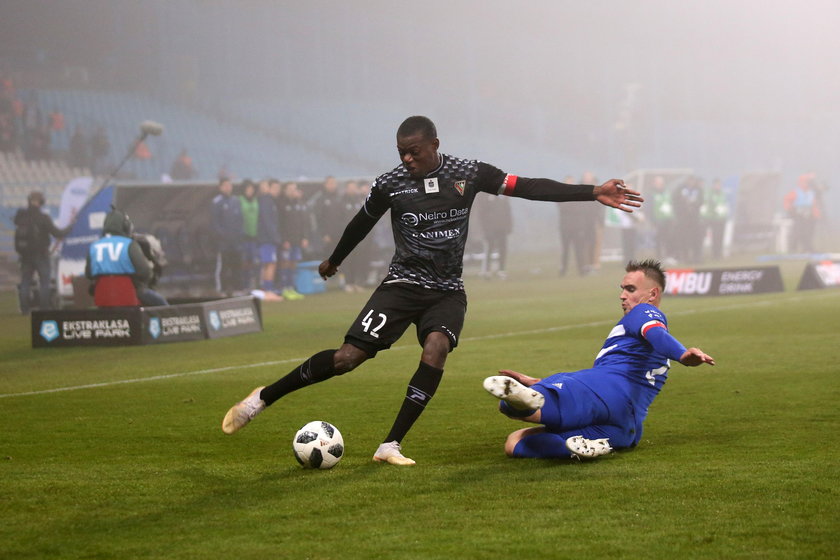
[344,282,467,357]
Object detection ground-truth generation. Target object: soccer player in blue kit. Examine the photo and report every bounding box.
[484,259,715,460]
[223,116,644,465]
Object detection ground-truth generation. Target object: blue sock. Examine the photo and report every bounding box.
[499,401,536,418]
[512,431,573,459]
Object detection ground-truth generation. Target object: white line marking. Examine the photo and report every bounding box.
[2,291,836,399]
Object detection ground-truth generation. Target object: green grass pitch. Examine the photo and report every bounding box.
[1,259,838,559]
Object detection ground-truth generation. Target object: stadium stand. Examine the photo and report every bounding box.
[19,89,369,182]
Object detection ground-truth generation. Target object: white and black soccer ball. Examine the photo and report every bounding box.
[292,421,344,469]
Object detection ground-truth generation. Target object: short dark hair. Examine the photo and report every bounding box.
[397,116,437,140]
[626,259,666,290]
[27,191,45,207]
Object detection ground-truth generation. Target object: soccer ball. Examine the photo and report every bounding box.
[292,421,344,469]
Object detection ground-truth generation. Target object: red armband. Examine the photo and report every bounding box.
[500,174,518,196]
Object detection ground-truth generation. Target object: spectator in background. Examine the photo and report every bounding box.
[133,139,152,160]
[239,179,260,291]
[649,175,675,262]
[783,173,821,254]
[256,179,283,297]
[557,175,590,276]
[22,91,42,159]
[68,126,89,169]
[49,109,64,131]
[211,177,244,296]
[340,180,371,292]
[673,176,704,264]
[170,148,196,180]
[89,126,110,175]
[14,191,70,314]
[701,178,730,260]
[475,189,512,279]
[31,123,52,161]
[0,78,16,153]
[0,112,15,153]
[277,182,307,300]
[581,171,604,275]
[313,175,345,255]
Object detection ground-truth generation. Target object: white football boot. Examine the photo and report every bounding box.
[565,435,613,460]
[373,441,416,466]
[222,386,266,434]
[482,376,545,411]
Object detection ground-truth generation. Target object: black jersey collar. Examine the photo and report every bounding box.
[422,154,445,178]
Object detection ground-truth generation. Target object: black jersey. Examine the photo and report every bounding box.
[363,154,508,291]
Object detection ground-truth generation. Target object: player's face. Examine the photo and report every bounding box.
[397,133,440,178]
[620,270,658,314]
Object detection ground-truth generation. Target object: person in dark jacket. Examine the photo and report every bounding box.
[14,191,69,314]
[211,177,244,296]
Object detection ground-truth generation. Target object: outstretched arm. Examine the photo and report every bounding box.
[593,179,644,213]
[644,325,715,367]
[501,176,643,213]
[679,348,715,367]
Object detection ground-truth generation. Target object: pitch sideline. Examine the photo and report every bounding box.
[1,292,833,399]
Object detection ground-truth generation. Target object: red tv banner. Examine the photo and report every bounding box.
[665,266,784,296]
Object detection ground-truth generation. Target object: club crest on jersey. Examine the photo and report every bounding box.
[453,180,465,196]
[424,177,440,194]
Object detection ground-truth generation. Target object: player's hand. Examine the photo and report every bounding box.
[594,179,643,213]
[498,369,541,386]
[319,259,338,280]
[680,348,715,367]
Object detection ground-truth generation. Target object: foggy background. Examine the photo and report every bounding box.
[1,0,838,251]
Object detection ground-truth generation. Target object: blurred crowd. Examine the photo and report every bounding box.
[210,176,382,300]
[0,76,61,163]
[556,170,827,276]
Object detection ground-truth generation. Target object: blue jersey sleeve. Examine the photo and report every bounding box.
[643,326,687,362]
[628,304,686,362]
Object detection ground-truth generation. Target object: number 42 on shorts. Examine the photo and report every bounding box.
[361,309,387,338]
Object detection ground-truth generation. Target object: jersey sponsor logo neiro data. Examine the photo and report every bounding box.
[400,208,469,227]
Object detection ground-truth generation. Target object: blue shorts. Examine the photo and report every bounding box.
[508,369,644,458]
[259,243,277,264]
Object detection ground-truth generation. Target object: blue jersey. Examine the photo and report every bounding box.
[593,303,676,394]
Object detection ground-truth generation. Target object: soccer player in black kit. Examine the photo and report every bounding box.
[223,116,643,465]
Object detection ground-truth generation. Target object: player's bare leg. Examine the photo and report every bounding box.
[504,427,546,457]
